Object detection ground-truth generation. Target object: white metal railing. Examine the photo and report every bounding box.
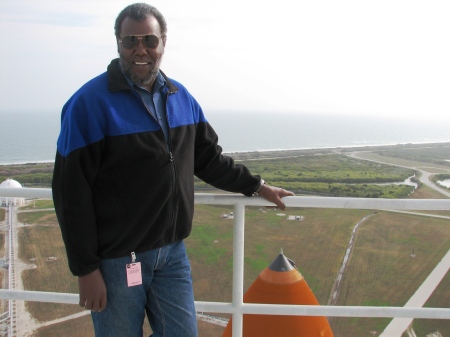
[0,187,450,337]
[7,205,13,336]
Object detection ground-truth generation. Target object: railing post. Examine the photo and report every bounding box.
[8,205,13,334]
[232,203,245,337]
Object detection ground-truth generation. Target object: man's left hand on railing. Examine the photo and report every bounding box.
[258,185,295,210]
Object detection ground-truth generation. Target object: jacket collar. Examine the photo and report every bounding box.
[107,58,178,94]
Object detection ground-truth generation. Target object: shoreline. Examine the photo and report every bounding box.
[225,139,450,154]
[226,141,450,161]
[1,141,450,167]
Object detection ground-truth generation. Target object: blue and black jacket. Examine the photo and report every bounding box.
[52,59,260,276]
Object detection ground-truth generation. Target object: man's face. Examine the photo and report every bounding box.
[117,15,165,91]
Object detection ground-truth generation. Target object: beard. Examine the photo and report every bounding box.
[119,55,162,88]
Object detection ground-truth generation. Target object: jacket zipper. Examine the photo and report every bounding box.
[165,90,178,245]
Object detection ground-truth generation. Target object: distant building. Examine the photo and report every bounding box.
[0,178,24,206]
[287,215,304,221]
[221,212,234,219]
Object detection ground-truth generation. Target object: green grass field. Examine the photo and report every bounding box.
[18,222,84,322]
[373,143,450,167]
[331,211,450,336]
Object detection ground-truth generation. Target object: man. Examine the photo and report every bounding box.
[52,3,294,336]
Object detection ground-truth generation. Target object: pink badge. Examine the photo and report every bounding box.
[126,262,142,287]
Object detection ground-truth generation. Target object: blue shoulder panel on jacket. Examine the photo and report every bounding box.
[57,73,160,157]
[166,78,208,127]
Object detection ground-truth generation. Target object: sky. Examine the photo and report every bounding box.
[1,0,449,121]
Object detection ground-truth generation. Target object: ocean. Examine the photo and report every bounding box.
[1,110,449,165]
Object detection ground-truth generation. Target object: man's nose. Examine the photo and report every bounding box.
[135,39,148,53]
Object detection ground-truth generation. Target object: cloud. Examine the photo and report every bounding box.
[10,12,96,27]
[0,0,99,27]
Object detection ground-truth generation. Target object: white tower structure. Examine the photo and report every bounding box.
[0,179,24,206]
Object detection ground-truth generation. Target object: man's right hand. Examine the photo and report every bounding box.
[78,269,107,312]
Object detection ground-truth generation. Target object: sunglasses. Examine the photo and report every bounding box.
[119,34,161,49]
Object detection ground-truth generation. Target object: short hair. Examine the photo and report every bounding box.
[114,3,167,43]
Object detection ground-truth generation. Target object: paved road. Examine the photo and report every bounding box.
[347,151,450,198]
[419,170,450,197]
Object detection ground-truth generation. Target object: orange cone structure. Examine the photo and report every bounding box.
[222,250,334,337]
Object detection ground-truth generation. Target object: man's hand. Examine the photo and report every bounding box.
[258,184,295,210]
[78,269,107,312]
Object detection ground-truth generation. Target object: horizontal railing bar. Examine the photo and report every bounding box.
[0,187,52,199]
[1,290,449,319]
[2,188,449,210]
[195,301,234,314]
[195,302,450,319]
[240,303,450,319]
[0,290,78,304]
[195,193,450,210]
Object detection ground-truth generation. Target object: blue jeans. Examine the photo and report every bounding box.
[91,241,198,337]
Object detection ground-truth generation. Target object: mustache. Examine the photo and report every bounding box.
[119,57,162,87]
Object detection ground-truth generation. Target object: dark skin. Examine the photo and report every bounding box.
[117,15,165,92]
[78,269,106,311]
[78,14,295,313]
[259,184,294,210]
